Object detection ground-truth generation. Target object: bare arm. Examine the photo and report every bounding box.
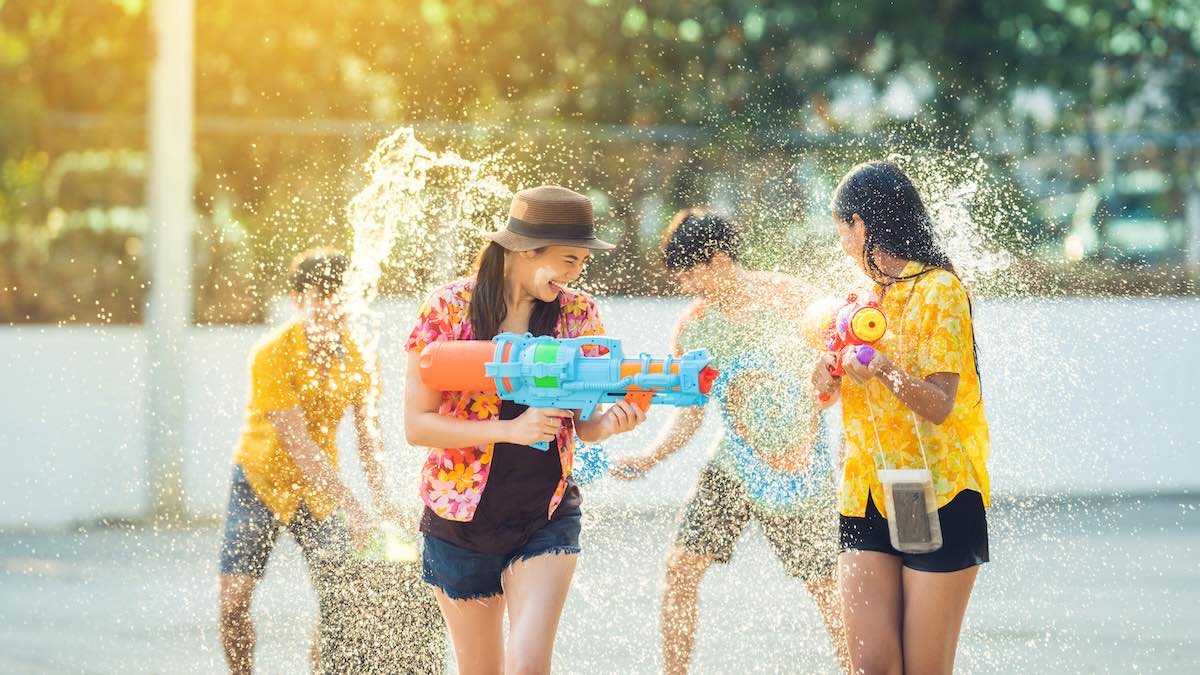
[606,305,704,478]
[352,404,407,524]
[841,350,960,425]
[609,405,706,480]
[646,405,706,464]
[266,407,369,524]
[404,350,513,448]
[876,364,960,425]
[573,409,605,443]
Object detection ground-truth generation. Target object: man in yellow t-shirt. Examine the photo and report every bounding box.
[217,248,403,675]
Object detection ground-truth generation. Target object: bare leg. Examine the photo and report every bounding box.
[502,552,578,675]
[900,565,979,675]
[661,546,716,675]
[838,551,903,675]
[431,587,505,675]
[309,624,321,674]
[219,574,258,675]
[805,574,850,674]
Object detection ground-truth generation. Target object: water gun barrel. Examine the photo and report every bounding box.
[419,343,719,400]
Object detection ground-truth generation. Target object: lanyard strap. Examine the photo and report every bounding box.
[861,274,933,474]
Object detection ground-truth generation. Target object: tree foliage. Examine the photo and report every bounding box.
[1,0,1197,322]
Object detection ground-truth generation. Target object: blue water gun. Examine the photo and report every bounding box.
[419,332,720,450]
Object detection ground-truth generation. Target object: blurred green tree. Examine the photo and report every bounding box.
[2,0,1197,323]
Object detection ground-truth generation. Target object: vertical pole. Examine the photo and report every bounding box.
[1185,149,1200,273]
[145,0,194,521]
[1186,190,1200,271]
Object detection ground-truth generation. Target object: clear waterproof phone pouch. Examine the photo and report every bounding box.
[877,468,942,553]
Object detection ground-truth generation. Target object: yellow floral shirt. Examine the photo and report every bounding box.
[839,261,991,517]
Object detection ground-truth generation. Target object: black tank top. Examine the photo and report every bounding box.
[420,399,582,555]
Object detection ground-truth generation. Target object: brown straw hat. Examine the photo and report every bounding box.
[485,185,616,251]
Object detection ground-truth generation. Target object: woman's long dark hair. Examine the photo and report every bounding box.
[832,161,982,395]
[469,242,560,340]
[832,161,956,281]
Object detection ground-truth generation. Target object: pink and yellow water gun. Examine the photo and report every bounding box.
[804,293,888,401]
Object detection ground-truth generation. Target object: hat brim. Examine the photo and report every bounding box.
[485,229,616,252]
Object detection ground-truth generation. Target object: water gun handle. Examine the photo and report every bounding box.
[826,333,849,379]
[531,394,651,451]
[856,345,877,366]
[828,358,846,379]
[819,346,876,402]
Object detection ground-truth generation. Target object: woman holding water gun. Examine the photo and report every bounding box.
[403,186,646,674]
[811,161,991,675]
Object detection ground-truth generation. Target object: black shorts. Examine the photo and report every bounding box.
[839,489,989,573]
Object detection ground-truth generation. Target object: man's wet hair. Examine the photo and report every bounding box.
[660,209,743,271]
[289,247,350,296]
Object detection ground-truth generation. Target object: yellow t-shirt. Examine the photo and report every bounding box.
[839,261,991,518]
[233,320,373,522]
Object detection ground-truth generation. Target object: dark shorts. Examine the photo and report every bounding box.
[421,511,581,601]
[839,489,989,573]
[218,464,348,579]
[676,463,837,581]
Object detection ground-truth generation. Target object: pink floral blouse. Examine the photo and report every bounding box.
[405,277,606,522]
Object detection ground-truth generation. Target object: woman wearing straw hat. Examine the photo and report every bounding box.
[403,185,647,673]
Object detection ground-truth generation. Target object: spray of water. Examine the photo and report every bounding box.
[305,125,1190,673]
[341,127,513,442]
[887,149,1016,288]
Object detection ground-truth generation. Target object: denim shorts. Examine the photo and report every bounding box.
[421,512,582,601]
[218,464,347,579]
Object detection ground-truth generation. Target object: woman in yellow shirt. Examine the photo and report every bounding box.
[812,161,991,675]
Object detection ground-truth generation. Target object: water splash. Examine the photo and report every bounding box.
[340,127,513,441]
[887,150,1016,288]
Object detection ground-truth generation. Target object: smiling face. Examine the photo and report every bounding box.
[508,245,592,302]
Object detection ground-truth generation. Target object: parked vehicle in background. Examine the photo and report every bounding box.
[1065,170,1186,265]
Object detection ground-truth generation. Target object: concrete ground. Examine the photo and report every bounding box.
[1,495,1197,673]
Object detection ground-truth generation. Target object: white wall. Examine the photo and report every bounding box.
[2,297,1197,529]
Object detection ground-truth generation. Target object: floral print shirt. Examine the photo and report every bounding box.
[839,261,992,517]
[405,277,606,522]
